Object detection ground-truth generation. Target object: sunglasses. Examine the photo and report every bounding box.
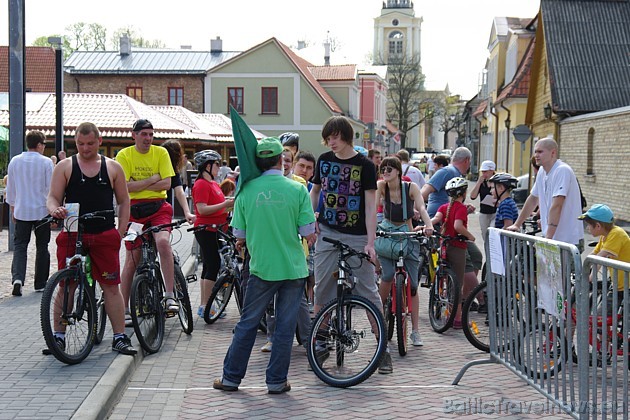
[380,166,395,174]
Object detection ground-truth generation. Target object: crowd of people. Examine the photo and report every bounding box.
[4,115,629,394]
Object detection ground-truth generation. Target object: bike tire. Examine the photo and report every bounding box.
[522,318,566,379]
[395,273,408,356]
[130,272,165,354]
[462,281,490,352]
[384,296,394,341]
[41,268,96,365]
[94,284,107,345]
[428,268,460,333]
[204,271,234,324]
[174,262,193,334]
[307,295,387,388]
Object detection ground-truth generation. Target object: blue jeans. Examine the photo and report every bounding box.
[222,274,305,391]
[12,219,51,289]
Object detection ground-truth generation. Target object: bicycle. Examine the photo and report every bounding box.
[39,210,113,364]
[376,230,428,356]
[128,219,193,354]
[307,237,387,388]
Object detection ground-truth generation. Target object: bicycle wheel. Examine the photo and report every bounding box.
[395,273,408,356]
[130,272,165,354]
[384,295,394,341]
[174,262,193,334]
[522,318,566,379]
[428,268,460,333]
[94,284,107,344]
[307,295,387,388]
[204,271,234,324]
[41,269,96,365]
[462,281,490,352]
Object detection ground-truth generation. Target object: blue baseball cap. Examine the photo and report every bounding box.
[578,204,614,223]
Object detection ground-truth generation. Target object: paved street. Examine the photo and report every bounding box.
[0,186,599,419]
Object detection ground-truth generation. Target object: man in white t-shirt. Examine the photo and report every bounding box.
[507,138,584,250]
[427,154,436,178]
[396,149,425,188]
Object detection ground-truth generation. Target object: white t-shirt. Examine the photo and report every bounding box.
[531,159,584,245]
[427,158,435,172]
[401,163,426,188]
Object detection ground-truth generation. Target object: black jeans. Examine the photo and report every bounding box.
[11,219,51,289]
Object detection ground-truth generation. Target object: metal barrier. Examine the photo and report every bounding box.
[453,228,583,418]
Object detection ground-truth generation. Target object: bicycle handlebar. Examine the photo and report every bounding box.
[322,236,372,263]
[186,222,228,233]
[136,219,187,236]
[36,209,115,230]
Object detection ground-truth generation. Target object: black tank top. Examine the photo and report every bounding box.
[383,181,414,223]
[65,155,115,233]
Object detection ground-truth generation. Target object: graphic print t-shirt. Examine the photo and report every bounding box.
[312,151,377,235]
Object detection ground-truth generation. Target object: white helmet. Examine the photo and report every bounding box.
[445,177,468,197]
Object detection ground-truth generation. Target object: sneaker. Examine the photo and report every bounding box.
[261,341,273,352]
[43,336,65,355]
[410,331,424,347]
[378,352,393,374]
[165,297,179,314]
[112,335,138,355]
[469,301,479,312]
[12,280,23,297]
[307,346,330,371]
[34,287,45,293]
[124,311,133,327]
[268,381,291,395]
[452,319,463,329]
[213,378,238,392]
[197,306,205,317]
[477,302,488,314]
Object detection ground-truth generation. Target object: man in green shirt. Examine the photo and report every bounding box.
[213,137,316,395]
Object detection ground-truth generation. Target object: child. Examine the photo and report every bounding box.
[430,177,476,328]
[488,173,519,229]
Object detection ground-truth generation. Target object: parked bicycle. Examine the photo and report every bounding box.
[128,219,193,354]
[307,237,387,388]
[39,210,113,364]
[377,230,428,356]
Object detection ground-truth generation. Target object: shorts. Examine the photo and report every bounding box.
[56,228,122,285]
[313,224,381,309]
[379,240,421,292]
[307,245,315,277]
[465,242,483,273]
[125,200,173,250]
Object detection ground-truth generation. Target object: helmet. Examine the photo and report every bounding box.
[279,132,299,147]
[194,150,221,169]
[445,177,468,197]
[489,173,518,190]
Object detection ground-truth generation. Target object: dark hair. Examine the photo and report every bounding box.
[380,156,402,179]
[368,149,381,159]
[161,140,184,172]
[434,155,450,167]
[295,150,316,165]
[26,130,46,149]
[75,122,100,139]
[321,116,354,146]
[255,153,282,172]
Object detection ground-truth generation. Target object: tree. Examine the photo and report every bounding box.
[32,35,73,58]
[384,53,427,150]
[436,95,467,146]
[65,22,107,52]
[109,26,166,50]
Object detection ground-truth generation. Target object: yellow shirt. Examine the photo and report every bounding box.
[116,145,175,200]
[593,226,630,290]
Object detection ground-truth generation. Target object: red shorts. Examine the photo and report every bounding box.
[125,200,173,250]
[56,228,122,285]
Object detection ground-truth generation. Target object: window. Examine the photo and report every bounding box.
[388,31,404,56]
[261,87,278,114]
[228,87,244,113]
[126,86,143,102]
[168,87,184,106]
[587,128,595,175]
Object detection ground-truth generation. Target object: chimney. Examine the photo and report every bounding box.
[210,36,223,53]
[120,34,131,56]
[297,40,306,50]
[324,41,331,66]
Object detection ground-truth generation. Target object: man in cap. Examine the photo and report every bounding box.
[470,160,497,241]
[214,137,316,394]
[116,119,178,324]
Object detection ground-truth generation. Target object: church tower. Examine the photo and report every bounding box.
[373,0,423,65]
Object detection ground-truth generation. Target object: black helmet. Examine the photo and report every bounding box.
[489,173,518,190]
[279,132,299,147]
[194,150,221,170]
[445,177,468,197]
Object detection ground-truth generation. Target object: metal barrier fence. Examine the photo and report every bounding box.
[453,227,630,419]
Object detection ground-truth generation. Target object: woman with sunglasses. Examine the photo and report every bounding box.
[376,156,434,348]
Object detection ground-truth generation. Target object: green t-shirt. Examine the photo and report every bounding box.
[231,174,315,281]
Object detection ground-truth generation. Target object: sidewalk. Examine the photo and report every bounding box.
[0,223,195,420]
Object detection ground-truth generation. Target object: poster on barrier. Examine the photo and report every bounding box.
[488,228,505,276]
[536,242,564,319]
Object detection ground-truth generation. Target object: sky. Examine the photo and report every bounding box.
[1,0,540,99]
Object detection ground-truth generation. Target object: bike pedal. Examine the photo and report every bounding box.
[165,311,177,318]
[186,274,198,283]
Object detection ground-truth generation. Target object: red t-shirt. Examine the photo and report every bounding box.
[437,201,468,249]
[192,178,228,228]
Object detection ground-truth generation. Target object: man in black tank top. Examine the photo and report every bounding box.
[46,122,136,356]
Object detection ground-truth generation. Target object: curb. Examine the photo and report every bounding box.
[73,253,196,420]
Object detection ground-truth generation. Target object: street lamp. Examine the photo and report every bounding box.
[504,117,511,130]
[543,103,552,120]
[480,125,488,135]
[48,36,64,157]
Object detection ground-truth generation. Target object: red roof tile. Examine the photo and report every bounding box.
[308,64,357,81]
[0,46,56,92]
[472,99,488,118]
[495,37,535,104]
